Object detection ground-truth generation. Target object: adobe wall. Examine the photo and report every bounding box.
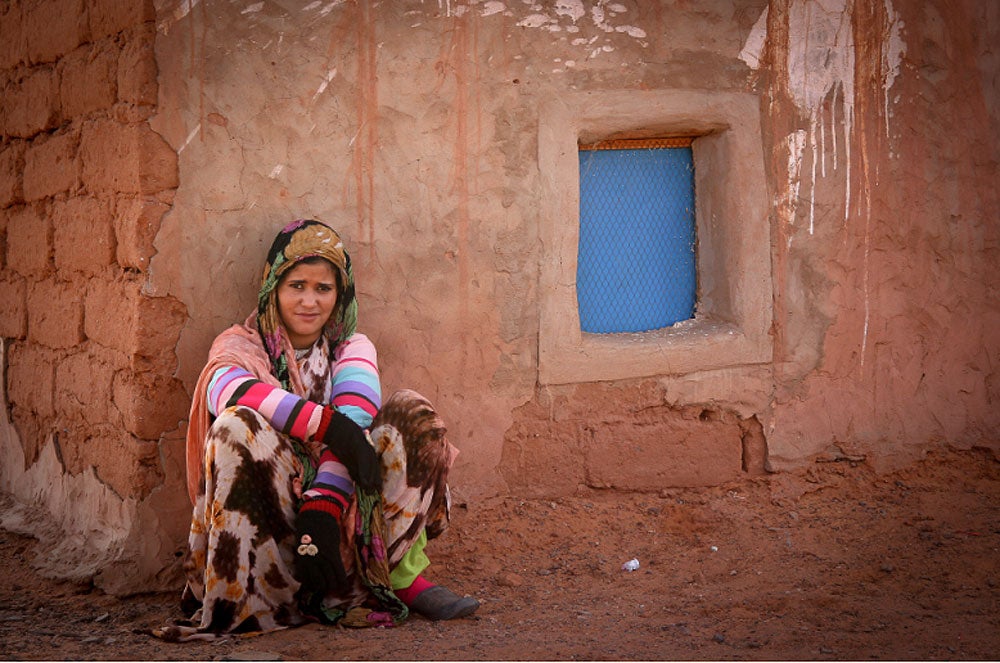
[0,0,997,593]
[0,0,189,593]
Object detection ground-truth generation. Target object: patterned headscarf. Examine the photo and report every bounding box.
[257,219,358,388]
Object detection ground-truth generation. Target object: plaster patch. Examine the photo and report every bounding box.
[481,1,506,17]
[784,129,808,247]
[554,0,585,23]
[241,2,264,15]
[739,5,768,70]
[178,123,201,154]
[156,0,201,34]
[615,25,646,39]
[881,0,906,136]
[517,13,550,28]
[312,68,338,101]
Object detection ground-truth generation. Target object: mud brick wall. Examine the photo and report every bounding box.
[0,0,189,592]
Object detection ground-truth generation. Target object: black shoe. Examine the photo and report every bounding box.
[409,585,480,621]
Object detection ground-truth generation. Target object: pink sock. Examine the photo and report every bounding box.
[395,575,434,605]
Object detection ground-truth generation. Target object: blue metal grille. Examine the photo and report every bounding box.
[577,144,696,333]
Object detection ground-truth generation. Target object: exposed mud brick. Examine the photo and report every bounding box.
[6,341,55,417]
[0,276,27,338]
[52,196,116,275]
[27,277,85,349]
[117,26,157,106]
[0,66,60,138]
[133,291,187,359]
[6,204,52,278]
[84,277,187,361]
[79,120,179,194]
[0,207,6,271]
[55,424,165,499]
[59,42,118,119]
[23,130,80,201]
[9,405,46,466]
[104,433,165,499]
[546,381,668,423]
[584,413,744,489]
[55,349,115,426]
[114,196,169,269]
[0,141,25,207]
[112,369,189,440]
[83,276,139,353]
[88,0,154,41]
[23,0,86,65]
[0,4,25,69]
[500,420,587,497]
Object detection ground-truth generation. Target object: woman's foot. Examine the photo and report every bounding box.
[408,585,480,621]
[397,576,479,621]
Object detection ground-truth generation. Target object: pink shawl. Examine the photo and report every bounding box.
[185,313,309,505]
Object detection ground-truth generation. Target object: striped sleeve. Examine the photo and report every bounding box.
[206,365,323,442]
[331,334,381,430]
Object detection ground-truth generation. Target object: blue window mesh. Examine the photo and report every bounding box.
[577,145,696,334]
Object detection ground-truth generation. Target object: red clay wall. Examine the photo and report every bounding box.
[0,0,189,592]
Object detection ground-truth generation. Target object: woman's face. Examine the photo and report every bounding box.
[276,259,339,349]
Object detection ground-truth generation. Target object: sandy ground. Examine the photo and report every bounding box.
[1,445,998,661]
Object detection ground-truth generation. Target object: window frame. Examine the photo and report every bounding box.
[576,136,698,334]
[537,89,773,385]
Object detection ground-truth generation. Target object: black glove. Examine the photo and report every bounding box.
[294,505,348,600]
[320,408,382,493]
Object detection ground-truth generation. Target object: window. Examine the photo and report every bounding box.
[577,138,696,333]
[538,90,773,385]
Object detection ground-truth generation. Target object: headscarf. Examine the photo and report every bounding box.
[256,219,358,389]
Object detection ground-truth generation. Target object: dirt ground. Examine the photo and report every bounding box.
[1,445,998,661]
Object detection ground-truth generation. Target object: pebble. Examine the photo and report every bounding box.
[497,572,524,587]
[712,633,726,643]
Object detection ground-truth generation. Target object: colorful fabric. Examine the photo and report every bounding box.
[207,365,322,441]
[301,448,354,519]
[157,393,453,642]
[186,325,380,505]
[371,389,459,564]
[389,530,430,591]
[203,332,381,446]
[393,573,434,604]
[185,318,280,506]
[257,220,358,390]
[329,334,381,428]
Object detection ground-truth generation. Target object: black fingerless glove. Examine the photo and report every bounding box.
[294,504,348,600]
[316,407,382,493]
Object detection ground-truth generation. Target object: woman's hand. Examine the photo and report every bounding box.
[320,408,382,493]
[294,507,348,598]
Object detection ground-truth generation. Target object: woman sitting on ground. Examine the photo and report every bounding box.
[156,219,478,641]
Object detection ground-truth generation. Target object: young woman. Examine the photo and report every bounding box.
[156,219,478,641]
